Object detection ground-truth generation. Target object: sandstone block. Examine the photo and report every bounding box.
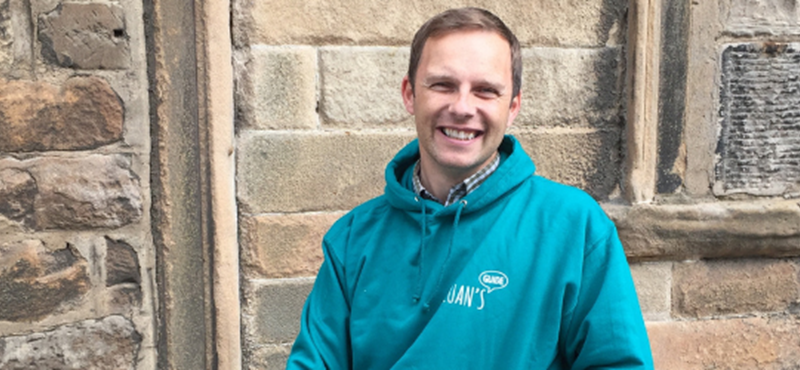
[672,259,799,318]
[319,47,411,127]
[610,200,800,260]
[243,279,313,344]
[237,131,414,213]
[518,47,622,127]
[241,212,343,279]
[247,345,291,370]
[0,240,90,321]
[241,46,317,129]
[29,155,142,229]
[105,237,140,286]
[0,76,124,152]
[236,0,626,47]
[0,315,142,369]
[106,284,142,314]
[0,168,36,228]
[629,262,672,321]
[38,3,129,69]
[647,316,800,369]
[513,129,620,199]
[722,0,800,36]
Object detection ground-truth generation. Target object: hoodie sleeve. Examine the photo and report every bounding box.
[286,230,352,369]
[561,228,655,369]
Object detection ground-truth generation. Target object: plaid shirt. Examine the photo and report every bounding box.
[412,154,500,206]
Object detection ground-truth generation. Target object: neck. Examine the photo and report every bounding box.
[418,152,497,201]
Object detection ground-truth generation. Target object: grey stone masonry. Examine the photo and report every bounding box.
[38,3,130,69]
[0,315,141,369]
[716,43,800,196]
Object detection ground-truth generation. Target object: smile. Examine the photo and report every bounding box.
[441,128,480,141]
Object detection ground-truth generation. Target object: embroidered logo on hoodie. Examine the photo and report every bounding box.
[444,270,509,310]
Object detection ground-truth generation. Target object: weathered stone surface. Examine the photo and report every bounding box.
[0,315,141,369]
[21,155,142,230]
[240,46,317,130]
[237,131,415,213]
[629,262,672,321]
[722,0,800,36]
[320,47,411,127]
[105,237,140,286]
[716,43,800,196]
[648,316,800,369]
[0,168,36,228]
[0,76,124,152]
[609,200,800,260]
[0,0,11,69]
[514,129,620,199]
[247,345,292,370]
[673,259,799,318]
[106,284,142,314]
[243,279,313,344]
[518,47,622,127]
[241,212,343,278]
[38,3,129,69]
[236,0,627,47]
[0,240,90,321]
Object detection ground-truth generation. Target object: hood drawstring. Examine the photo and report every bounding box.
[423,199,466,312]
[412,197,426,303]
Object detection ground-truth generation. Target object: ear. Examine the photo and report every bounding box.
[506,91,521,128]
[401,75,415,115]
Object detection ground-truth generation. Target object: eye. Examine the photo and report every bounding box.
[427,81,455,92]
[475,87,500,99]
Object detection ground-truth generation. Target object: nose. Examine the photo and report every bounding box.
[448,88,476,119]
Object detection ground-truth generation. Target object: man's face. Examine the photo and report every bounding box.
[402,30,521,179]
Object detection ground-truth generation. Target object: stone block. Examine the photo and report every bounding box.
[0,168,36,228]
[243,279,313,344]
[106,284,142,314]
[518,47,622,127]
[247,345,292,370]
[513,129,620,200]
[0,155,143,230]
[241,212,344,279]
[240,46,317,130]
[236,0,626,47]
[0,240,90,322]
[38,3,129,69]
[0,315,141,369]
[629,262,672,321]
[715,43,800,196]
[647,316,800,369]
[0,0,11,69]
[105,237,140,286]
[673,259,799,318]
[722,0,800,36]
[610,200,800,260]
[0,76,124,152]
[237,131,415,213]
[319,47,411,127]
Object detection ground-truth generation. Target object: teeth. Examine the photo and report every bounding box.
[443,128,476,140]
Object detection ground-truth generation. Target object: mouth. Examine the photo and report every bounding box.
[440,127,482,141]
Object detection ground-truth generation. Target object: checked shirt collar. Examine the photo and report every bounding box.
[412,153,500,207]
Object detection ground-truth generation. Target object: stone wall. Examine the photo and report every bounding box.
[234,1,800,370]
[0,1,154,369]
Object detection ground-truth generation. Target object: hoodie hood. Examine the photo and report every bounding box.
[384,135,536,215]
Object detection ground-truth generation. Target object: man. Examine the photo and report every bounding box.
[287,7,653,369]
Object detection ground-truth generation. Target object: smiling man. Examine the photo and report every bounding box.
[287,8,653,369]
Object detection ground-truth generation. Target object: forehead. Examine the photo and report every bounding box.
[417,30,512,81]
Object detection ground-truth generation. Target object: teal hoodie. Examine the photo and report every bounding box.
[287,136,654,369]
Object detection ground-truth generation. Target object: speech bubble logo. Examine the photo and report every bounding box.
[479,271,508,293]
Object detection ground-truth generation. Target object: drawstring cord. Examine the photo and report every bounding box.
[423,199,466,311]
[412,197,425,302]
